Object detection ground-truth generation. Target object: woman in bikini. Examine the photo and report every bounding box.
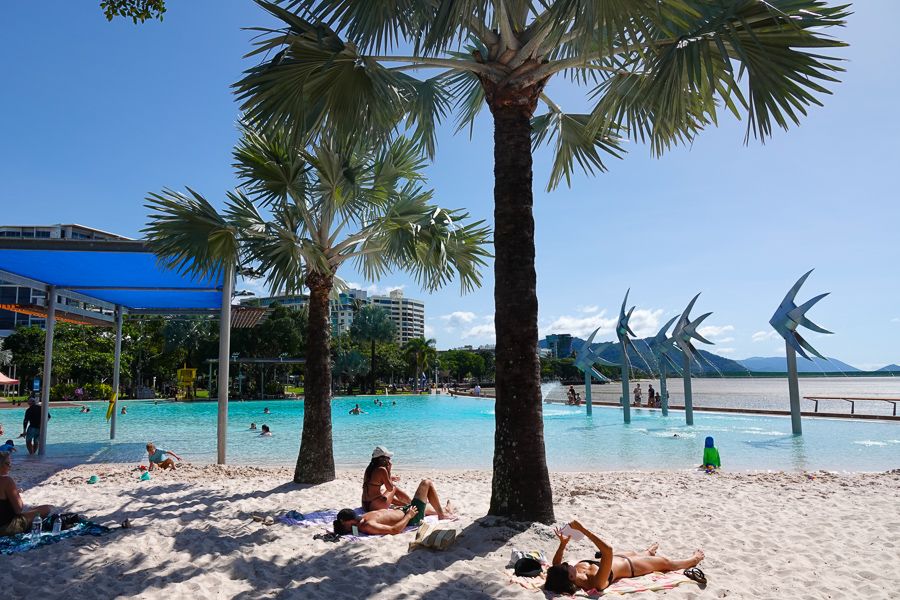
[544,520,705,594]
[361,446,412,511]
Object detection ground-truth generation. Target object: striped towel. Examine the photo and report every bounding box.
[506,570,695,596]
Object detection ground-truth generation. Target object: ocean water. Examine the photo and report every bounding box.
[24,390,900,472]
[560,376,900,416]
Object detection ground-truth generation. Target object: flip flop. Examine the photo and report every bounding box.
[683,568,707,585]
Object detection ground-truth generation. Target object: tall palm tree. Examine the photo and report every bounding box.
[235,0,849,523]
[403,337,437,390]
[144,126,490,484]
[349,305,396,394]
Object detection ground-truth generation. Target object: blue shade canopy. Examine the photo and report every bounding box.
[0,240,224,312]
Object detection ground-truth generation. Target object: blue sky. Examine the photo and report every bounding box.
[2,1,898,368]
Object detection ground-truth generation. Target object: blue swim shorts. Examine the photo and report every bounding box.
[25,426,40,443]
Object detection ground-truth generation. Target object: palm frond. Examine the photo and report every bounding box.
[234,123,311,205]
[444,66,486,137]
[143,188,239,280]
[284,0,422,55]
[532,109,627,190]
[356,184,492,294]
[235,2,408,147]
[589,0,849,149]
[397,73,453,160]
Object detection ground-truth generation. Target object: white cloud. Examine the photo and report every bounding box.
[461,321,495,340]
[716,347,736,355]
[578,305,600,314]
[236,275,271,298]
[438,311,477,327]
[718,337,735,344]
[697,324,734,340]
[424,323,436,337]
[752,330,778,343]
[892,317,900,323]
[540,308,663,339]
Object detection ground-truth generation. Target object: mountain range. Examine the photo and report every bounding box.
[541,336,898,374]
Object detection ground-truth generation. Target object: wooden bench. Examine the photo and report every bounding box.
[804,396,899,416]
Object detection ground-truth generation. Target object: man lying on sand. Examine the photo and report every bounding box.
[544,520,705,594]
[335,479,454,536]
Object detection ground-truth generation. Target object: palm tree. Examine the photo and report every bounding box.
[144,126,490,484]
[0,339,11,367]
[235,0,848,523]
[403,337,437,391]
[349,305,396,394]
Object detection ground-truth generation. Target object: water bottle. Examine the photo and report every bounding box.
[30,515,42,542]
[51,514,62,535]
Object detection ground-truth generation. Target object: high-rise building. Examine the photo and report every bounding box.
[0,224,130,336]
[545,333,574,359]
[241,287,425,344]
[370,289,425,345]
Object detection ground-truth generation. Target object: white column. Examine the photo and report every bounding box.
[110,305,124,440]
[38,285,57,456]
[217,264,234,464]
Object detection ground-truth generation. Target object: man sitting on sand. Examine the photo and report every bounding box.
[146,442,182,470]
[335,479,455,536]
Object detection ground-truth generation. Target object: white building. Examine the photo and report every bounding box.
[241,288,425,344]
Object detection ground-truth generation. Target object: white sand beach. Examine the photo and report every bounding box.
[2,462,898,599]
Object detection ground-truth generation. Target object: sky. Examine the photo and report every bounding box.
[2,1,898,369]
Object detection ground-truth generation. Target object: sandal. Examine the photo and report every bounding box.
[683,567,707,585]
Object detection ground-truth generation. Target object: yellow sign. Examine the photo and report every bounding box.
[177,367,197,385]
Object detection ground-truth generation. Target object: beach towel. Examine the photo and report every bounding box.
[0,521,111,555]
[276,508,439,541]
[506,569,695,597]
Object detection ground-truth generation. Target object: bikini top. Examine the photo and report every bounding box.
[578,560,614,585]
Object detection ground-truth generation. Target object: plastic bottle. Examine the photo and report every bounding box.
[31,515,42,542]
[51,514,62,535]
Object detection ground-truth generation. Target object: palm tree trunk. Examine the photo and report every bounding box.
[293,271,335,483]
[487,99,555,524]
[370,339,376,394]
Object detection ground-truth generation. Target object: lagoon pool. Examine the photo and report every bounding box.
[25,394,900,471]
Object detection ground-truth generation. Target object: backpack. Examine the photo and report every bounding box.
[514,557,543,578]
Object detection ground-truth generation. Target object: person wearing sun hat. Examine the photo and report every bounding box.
[362,446,411,511]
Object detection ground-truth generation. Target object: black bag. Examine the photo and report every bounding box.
[514,557,543,578]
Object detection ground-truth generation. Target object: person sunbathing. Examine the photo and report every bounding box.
[336,479,454,536]
[544,520,705,593]
[0,450,53,537]
[146,442,182,470]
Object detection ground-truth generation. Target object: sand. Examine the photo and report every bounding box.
[2,460,898,599]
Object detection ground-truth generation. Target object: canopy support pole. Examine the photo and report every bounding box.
[38,285,56,456]
[110,305,123,440]
[217,265,233,464]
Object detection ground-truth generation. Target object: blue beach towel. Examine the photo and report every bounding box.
[0,521,111,555]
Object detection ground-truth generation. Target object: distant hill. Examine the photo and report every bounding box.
[738,356,861,373]
[877,364,900,372]
[541,336,749,375]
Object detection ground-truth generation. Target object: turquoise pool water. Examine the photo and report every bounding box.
[22,394,900,471]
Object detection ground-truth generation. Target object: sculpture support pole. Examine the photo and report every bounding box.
[620,346,630,423]
[682,352,694,426]
[584,369,592,416]
[660,363,669,416]
[786,341,802,435]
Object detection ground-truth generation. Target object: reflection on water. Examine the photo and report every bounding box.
[35,394,900,472]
